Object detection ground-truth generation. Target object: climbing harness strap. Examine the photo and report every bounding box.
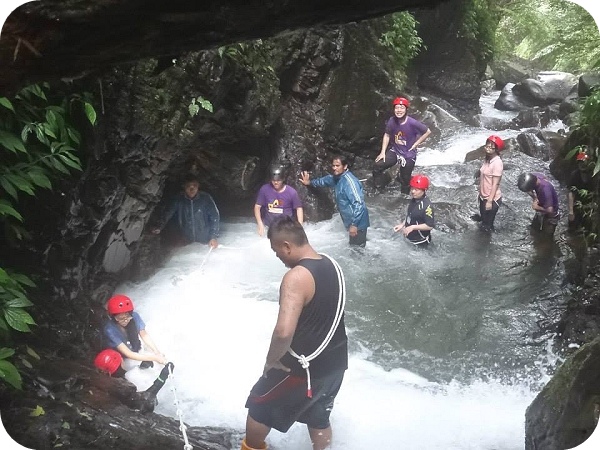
[287,253,346,398]
[168,364,193,450]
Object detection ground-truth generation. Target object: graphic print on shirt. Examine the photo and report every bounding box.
[394,131,407,147]
[268,199,284,215]
[425,205,433,218]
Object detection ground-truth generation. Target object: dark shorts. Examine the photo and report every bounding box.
[245,368,345,433]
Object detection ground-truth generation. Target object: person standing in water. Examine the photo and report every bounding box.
[517,172,560,236]
[300,154,370,247]
[476,135,504,232]
[393,174,434,246]
[152,173,220,248]
[241,216,348,450]
[373,97,431,193]
[254,165,304,236]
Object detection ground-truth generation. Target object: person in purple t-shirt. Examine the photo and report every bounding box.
[373,97,431,194]
[517,172,560,235]
[254,165,303,236]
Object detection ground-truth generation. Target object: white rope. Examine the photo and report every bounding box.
[199,246,213,273]
[168,364,193,450]
[288,253,346,398]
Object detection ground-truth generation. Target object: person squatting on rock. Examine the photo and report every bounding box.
[300,154,370,247]
[241,216,348,450]
[254,164,304,237]
[152,173,220,248]
[94,348,175,413]
[102,294,168,370]
[393,174,435,246]
[567,148,595,233]
[372,97,431,193]
[475,135,505,232]
[517,172,560,236]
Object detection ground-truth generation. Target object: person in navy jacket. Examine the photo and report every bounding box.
[152,173,220,248]
[300,155,370,247]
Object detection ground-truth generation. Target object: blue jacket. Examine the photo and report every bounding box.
[161,191,220,243]
[310,170,370,231]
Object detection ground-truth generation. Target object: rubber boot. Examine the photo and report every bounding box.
[241,438,267,450]
[145,362,174,396]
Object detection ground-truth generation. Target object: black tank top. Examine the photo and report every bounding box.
[280,255,348,377]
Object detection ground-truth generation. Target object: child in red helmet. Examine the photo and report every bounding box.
[103,294,167,370]
[476,135,504,232]
[393,174,435,246]
[373,97,432,193]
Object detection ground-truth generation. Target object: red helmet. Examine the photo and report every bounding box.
[393,97,410,107]
[410,174,430,190]
[107,294,134,315]
[94,349,122,375]
[576,151,589,161]
[486,135,504,151]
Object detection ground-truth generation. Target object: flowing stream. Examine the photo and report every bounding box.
[120,92,573,449]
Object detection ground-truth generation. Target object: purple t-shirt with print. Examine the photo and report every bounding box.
[533,172,559,216]
[255,183,302,226]
[385,115,429,160]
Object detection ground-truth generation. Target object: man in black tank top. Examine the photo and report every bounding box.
[241,216,348,450]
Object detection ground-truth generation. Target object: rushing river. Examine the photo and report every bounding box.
[120,92,574,449]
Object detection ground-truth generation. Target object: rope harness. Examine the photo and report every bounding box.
[168,364,193,450]
[287,254,346,398]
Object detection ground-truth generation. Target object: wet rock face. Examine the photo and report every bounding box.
[525,337,600,450]
[0,0,447,95]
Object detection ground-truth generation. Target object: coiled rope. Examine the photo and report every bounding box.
[287,253,346,398]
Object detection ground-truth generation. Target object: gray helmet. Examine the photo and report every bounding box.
[270,165,285,181]
[517,173,537,192]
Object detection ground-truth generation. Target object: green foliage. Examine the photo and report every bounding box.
[0,347,22,389]
[0,83,96,389]
[564,88,600,244]
[218,39,276,77]
[379,11,424,79]
[495,0,600,72]
[188,96,213,117]
[459,0,498,64]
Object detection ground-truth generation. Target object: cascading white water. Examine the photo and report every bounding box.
[118,94,571,450]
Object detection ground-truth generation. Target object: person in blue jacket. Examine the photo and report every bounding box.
[300,155,370,247]
[152,173,220,248]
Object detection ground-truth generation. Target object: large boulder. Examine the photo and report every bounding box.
[496,72,578,111]
[525,337,600,450]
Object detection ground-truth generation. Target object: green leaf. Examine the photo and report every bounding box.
[26,346,41,360]
[4,308,36,332]
[0,97,15,112]
[19,357,33,369]
[0,130,27,153]
[0,359,22,389]
[50,158,69,174]
[84,102,97,125]
[5,297,34,308]
[58,154,82,171]
[67,127,81,145]
[0,199,24,221]
[28,170,52,189]
[11,273,36,287]
[5,173,35,195]
[0,176,19,200]
[0,347,15,360]
[29,405,45,416]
